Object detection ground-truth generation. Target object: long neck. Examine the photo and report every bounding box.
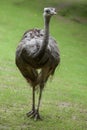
[43,16,50,45]
[37,16,50,58]
[33,16,51,59]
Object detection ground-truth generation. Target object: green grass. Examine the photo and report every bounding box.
[0,0,87,129]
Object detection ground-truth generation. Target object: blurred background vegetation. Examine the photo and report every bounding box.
[13,0,87,22]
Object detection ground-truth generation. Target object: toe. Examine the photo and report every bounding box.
[34,112,42,121]
[26,110,35,117]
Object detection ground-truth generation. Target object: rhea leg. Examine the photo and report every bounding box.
[26,86,36,117]
[34,85,43,120]
[27,84,44,120]
[34,68,51,120]
[26,68,38,117]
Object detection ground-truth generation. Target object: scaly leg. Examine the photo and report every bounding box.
[26,86,36,117]
[34,83,44,120]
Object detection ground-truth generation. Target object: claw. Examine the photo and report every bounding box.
[26,110,35,117]
[34,112,42,121]
[26,110,42,120]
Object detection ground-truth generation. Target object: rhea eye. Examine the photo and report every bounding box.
[46,10,50,13]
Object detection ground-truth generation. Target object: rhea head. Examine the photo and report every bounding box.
[43,7,57,17]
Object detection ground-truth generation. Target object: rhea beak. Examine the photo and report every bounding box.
[54,11,57,15]
[52,9,57,15]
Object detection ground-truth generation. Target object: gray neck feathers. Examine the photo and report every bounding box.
[33,16,51,59]
[43,16,50,44]
[38,16,50,57]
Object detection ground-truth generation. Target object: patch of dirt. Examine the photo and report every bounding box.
[58,102,72,108]
[0,125,10,130]
[71,17,87,24]
[72,115,77,120]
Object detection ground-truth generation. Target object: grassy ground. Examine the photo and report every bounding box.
[0,0,87,129]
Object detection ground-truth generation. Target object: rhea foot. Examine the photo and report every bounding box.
[34,110,42,121]
[26,110,35,117]
[26,110,42,121]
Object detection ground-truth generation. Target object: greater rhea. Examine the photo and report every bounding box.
[15,7,60,120]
